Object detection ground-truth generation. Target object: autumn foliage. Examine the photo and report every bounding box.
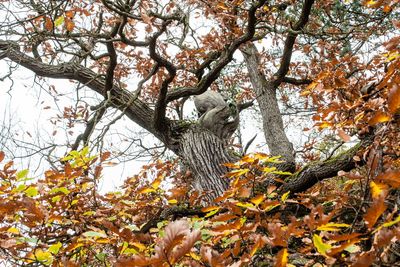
[0,143,399,266]
[0,0,400,266]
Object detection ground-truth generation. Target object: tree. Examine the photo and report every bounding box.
[0,0,399,266]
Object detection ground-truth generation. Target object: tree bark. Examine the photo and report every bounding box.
[179,126,234,203]
[241,43,295,171]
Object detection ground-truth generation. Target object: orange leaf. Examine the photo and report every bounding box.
[364,196,387,229]
[201,206,220,213]
[65,10,74,18]
[65,18,75,32]
[275,248,288,267]
[368,111,391,125]
[44,17,53,31]
[0,151,4,162]
[388,84,400,114]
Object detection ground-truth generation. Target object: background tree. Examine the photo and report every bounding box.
[0,0,399,266]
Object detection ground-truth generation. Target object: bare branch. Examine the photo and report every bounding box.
[273,0,314,86]
[166,0,268,102]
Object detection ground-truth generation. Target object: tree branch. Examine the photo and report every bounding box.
[166,0,268,102]
[282,76,312,85]
[0,40,175,150]
[148,21,177,132]
[273,0,314,86]
[279,138,372,194]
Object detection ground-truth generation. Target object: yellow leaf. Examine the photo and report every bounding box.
[313,234,332,256]
[275,248,288,267]
[281,191,290,203]
[168,199,178,204]
[250,194,265,206]
[49,242,62,254]
[370,181,388,199]
[236,202,255,208]
[190,252,201,261]
[34,249,53,264]
[317,222,350,231]
[381,215,400,228]
[227,168,249,178]
[25,186,39,197]
[262,166,277,173]
[217,2,229,10]
[138,187,155,194]
[7,227,20,234]
[132,242,146,252]
[151,178,161,190]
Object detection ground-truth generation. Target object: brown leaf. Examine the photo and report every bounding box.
[374,228,396,248]
[376,169,400,188]
[0,151,4,163]
[0,238,17,249]
[388,84,400,114]
[44,17,53,31]
[364,195,387,229]
[200,246,226,267]
[338,129,351,142]
[351,251,375,267]
[267,223,287,247]
[368,110,391,125]
[155,219,194,263]
[170,229,201,264]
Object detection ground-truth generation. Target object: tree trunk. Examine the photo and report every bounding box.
[241,43,295,172]
[178,126,234,203]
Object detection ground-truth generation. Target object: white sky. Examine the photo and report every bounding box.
[0,59,268,193]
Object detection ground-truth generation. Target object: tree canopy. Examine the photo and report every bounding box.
[0,0,400,266]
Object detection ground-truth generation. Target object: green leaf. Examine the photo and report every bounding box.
[51,195,62,203]
[13,184,27,193]
[205,208,220,218]
[49,187,70,195]
[82,231,107,238]
[313,234,332,256]
[48,242,62,254]
[96,252,107,262]
[16,169,29,180]
[382,215,400,228]
[25,186,39,197]
[54,16,64,27]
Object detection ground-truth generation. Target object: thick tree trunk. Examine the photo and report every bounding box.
[179,126,234,203]
[241,43,295,172]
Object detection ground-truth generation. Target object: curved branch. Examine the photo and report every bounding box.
[273,0,314,86]
[0,40,175,150]
[279,138,372,194]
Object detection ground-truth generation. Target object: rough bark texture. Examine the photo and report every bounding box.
[179,126,234,202]
[281,140,370,194]
[241,43,295,171]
